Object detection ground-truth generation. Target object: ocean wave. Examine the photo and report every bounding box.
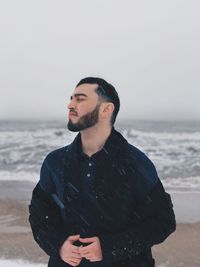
[0,122,199,191]
[162,176,200,192]
[0,171,39,183]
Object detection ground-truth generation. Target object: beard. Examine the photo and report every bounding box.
[67,103,101,132]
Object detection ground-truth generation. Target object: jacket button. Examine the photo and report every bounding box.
[45,215,49,219]
[112,250,117,256]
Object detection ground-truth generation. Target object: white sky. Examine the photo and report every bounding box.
[0,0,200,121]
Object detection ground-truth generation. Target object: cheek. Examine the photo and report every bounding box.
[79,104,89,113]
[81,103,96,112]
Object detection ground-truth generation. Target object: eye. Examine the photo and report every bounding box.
[77,98,85,101]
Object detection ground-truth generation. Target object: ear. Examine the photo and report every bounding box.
[100,102,114,118]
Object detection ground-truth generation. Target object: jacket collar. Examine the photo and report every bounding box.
[62,127,129,199]
[67,126,128,161]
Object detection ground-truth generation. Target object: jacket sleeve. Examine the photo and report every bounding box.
[98,153,176,263]
[28,157,69,257]
[99,181,176,263]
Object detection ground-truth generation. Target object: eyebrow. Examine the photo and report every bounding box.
[70,93,88,100]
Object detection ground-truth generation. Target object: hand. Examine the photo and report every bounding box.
[59,234,83,266]
[78,236,103,262]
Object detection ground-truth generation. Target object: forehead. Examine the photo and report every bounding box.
[73,83,98,97]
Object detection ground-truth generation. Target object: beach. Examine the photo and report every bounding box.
[0,181,200,267]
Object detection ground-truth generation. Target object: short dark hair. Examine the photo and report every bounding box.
[76,77,120,125]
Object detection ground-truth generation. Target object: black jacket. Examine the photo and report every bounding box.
[29,127,176,267]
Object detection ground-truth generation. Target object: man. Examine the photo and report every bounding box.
[29,77,176,267]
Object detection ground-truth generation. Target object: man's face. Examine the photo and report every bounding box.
[67,83,101,132]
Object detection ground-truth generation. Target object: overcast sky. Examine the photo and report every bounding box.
[0,0,199,121]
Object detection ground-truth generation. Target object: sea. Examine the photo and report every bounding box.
[0,119,200,193]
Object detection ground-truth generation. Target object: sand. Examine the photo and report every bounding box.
[0,181,200,267]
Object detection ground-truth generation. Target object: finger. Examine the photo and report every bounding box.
[78,246,89,254]
[71,254,82,261]
[70,253,82,259]
[67,259,80,267]
[78,246,88,251]
[79,243,93,252]
[62,256,79,264]
[72,245,81,252]
[71,247,81,254]
[68,234,80,241]
[90,259,101,262]
[71,251,82,257]
[79,249,91,256]
[69,257,81,264]
[80,251,90,257]
[79,237,95,243]
[85,255,93,260]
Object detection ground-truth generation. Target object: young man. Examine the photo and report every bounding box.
[29,77,176,267]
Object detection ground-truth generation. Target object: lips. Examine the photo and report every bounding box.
[69,112,77,116]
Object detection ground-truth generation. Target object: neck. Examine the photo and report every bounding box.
[80,124,113,157]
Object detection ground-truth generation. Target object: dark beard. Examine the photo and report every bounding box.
[67,103,100,132]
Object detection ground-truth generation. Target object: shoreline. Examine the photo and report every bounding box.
[170,191,200,223]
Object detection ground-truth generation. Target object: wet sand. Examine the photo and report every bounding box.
[0,181,200,267]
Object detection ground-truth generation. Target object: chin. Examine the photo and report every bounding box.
[67,122,79,132]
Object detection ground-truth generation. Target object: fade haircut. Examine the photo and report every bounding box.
[76,77,120,125]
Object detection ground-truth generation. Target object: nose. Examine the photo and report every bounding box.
[67,99,75,110]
